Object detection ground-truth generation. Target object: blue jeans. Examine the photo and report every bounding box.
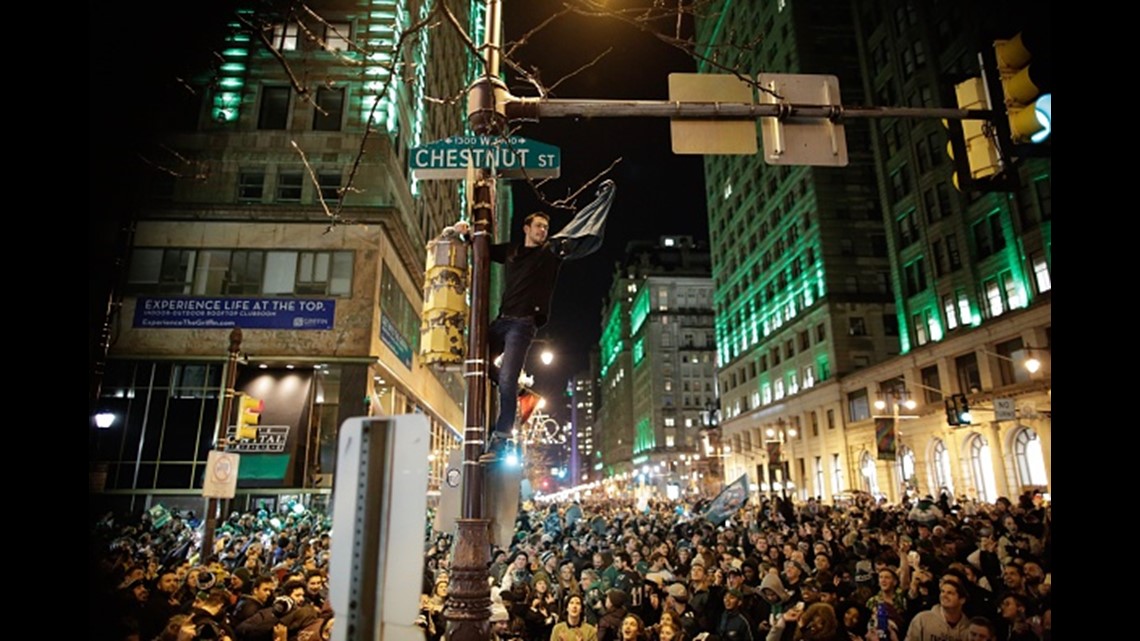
[489,315,536,436]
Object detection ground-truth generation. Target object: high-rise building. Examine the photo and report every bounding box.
[596,236,716,496]
[89,0,483,511]
[569,363,598,484]
[694,0,1051,502]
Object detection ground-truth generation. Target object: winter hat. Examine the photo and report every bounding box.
[233,567,254,586]
[665,583,689,603]
[854,560,875,584]
[490,603,510,622]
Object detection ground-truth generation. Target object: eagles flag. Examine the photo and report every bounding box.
[704,473,750,526]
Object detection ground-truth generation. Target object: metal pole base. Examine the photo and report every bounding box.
[444,518,492,641]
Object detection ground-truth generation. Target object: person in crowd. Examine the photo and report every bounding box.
[234,575,278,628]
[550,593,599,641]
[619,613,647,641]
[716,587,754,641]
[903,577,971,641]
[597,589,631,641]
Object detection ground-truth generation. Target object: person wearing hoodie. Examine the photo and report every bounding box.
[903,577,971,641]
[758,570,794,636]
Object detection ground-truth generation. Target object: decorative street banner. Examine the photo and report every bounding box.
[704,473,750,526]
[875,417,897,461]
[134,296,335,330]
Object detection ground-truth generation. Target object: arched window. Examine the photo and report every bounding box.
[1013,427,1048,488]
[930,439,953,495]
[968,434,998,503]
[897,444,916,490]
[860,451,880,496]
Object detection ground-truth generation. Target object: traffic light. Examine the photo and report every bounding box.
[946,77,1002,191]
[994,31,1052,144]
[944,393,973,426]
[944,397,960,426]
[237,394,263,440]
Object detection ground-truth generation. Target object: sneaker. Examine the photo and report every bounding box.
[479,433,512,464]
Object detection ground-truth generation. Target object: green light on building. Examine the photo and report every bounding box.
[600,304,623,377]
[221,48,248,57]
[630,287,649,335]
[634,416,654,454]
[633,338,645,367]
[219,62,246,73]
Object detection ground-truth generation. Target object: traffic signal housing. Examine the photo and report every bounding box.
[237,394,263,440]
[994,31,1052,144]
[944,393,973,427]
[946,77,1003,192]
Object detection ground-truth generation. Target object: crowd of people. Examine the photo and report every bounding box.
[90,488,1052,641]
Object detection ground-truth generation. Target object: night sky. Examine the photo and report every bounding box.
[501,2,709,416]
[89,2,710,420]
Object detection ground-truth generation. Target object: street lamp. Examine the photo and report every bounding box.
[763,421,797,500]
[94,412,116,429]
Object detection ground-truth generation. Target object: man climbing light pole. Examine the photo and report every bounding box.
[454,179,617,463]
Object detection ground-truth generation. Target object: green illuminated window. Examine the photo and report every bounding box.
[633,338,645,366]
[631,287,650,334]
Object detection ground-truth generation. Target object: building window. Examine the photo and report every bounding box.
[811,411,819,437]
[816,323,826,342]
[815,457,824,496]
[955,352,982,394]
[127,248,354,297]
[849,317,867,336]
[920,365,943,404]
[832,454,844,494]
[323,22,351,51]
[313,87,345,131]
[847,388,871,422]
[1013,427,1049,488]
[912,312,928,346]
[258,86,291,130]
[883,314,899,336]
[1032,253,1052,293]
[904,258,927,297]
[774,379,785,400]
[317,171,342,202]
[238,171,265,202]
[943,294,959,330]
[276,170,303,202]
[946,233,962,271]
[827,409,835,430]
[931,439,953,495]
[897,209,919,247]
[664,417,676,427]
[1035,178,1052,220]
[956,290,973,326]
[272,22,299,51]
[897,445,916,489]
[968,434,997,503]
[861,451,880,495]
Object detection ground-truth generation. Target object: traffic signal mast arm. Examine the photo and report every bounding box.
[506,96,994,123]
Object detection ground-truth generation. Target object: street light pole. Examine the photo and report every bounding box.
[445,2,504,640]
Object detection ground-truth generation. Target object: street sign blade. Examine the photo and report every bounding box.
[410,135,561,179]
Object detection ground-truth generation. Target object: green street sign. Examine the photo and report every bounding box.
[410,135,561,179]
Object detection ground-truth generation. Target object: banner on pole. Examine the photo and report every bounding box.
[875,417,897,461]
